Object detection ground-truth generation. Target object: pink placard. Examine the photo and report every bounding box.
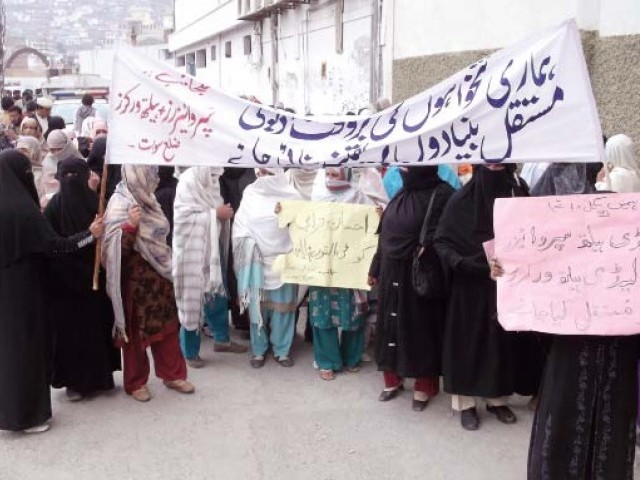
[494,193,640,336]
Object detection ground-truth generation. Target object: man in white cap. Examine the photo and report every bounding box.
[35,97,53,133]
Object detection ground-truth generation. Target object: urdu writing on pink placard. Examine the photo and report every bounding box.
[494,193,640,336]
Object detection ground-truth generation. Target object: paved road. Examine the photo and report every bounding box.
[1,328,638,480]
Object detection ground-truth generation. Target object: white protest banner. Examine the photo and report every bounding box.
[494,193,640,336]
[107,19,603,168]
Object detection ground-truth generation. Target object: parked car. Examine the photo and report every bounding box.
[51,98,109,130]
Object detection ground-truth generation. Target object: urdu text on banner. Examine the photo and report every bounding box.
[494,193,640,336]
[107,19,603,168]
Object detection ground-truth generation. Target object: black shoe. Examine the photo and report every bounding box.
[412,399,429,411]
[460,407,480,431]
[378,386,402,402]
[487,405,517,424]
[276,356,294,368]
[250,356,266,368]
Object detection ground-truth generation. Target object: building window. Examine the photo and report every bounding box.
[196,49,207,68]
[225,41,232,58]
[159,49,171,60]
[186,52,196,75]
[211,45,217,61]
[243,35,252,55]
[176,55,186,67]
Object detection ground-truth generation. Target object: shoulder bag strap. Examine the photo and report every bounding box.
[418,186,439,246]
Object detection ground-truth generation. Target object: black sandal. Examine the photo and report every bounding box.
[486,405,517,424]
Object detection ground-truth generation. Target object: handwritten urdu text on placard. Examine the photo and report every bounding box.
[274,200,379,290]
[494,193,640,336]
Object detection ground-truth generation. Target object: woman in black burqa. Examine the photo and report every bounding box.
[44,157,120,401]
[0,150,103,433]
[369,166,453,410]
[522,163,638,479]
[434,164,544,431]
[86,136,121,202]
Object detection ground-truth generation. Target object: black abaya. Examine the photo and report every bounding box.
[0,150,95,431]
[527,163,636,478]
[434,166,543,398]
[44,158,120,395]
[528,336,638,479]
[0,256,52,431]
[372,167,453,378]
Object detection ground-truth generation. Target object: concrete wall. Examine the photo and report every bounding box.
[169,0,376,114]
[391,0,640,151]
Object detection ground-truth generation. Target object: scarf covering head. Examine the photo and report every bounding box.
[312,168,360,203]
[0,149,54,268]
[285,168,317,200]
[531,163,594,197]
[91,120,108,140]
[44,116,66,140]
[312,167,386,205]
[20,116,43,140]
[232,172,302,328]
[436,165,528,258]
[380,166,446,258]
[102,165,172,337]
[602,134,640,193]
[48,157,98,237]
[81,116,100,138]
[86,136,107,174]
[172,166,227,331]
[16,135,42,167]
[41,130,81,198]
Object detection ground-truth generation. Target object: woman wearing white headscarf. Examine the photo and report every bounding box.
[233,168,303,368]
[16,136,44,198]
[307,168,380,381]
[40,129,80,202]
[172,167,246,369]
[595,134,640,193]
[285,168,317,200]
[102,165,194,402]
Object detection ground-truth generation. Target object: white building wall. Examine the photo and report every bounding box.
[169,0,377,115]
[392,0,640,61]
[599,0,640,36]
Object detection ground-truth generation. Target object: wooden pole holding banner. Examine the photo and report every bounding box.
[92,163,109,291]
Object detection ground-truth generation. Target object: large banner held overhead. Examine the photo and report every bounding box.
[107,19,603,168]
[273,200,379,290]
[494,193,640,336]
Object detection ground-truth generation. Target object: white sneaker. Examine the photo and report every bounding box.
[23,422,51,434]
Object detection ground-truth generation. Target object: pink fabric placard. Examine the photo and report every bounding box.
[494,193,640,336]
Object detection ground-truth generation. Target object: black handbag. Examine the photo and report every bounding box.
[411,187,446,298]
